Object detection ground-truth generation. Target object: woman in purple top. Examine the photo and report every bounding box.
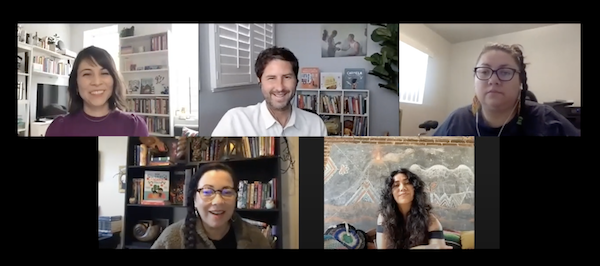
[45,46,149,137]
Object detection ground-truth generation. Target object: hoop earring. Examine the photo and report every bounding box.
[195,208,200,217]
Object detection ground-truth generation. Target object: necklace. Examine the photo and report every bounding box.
[476,103,517,137]
[83,111,112,123]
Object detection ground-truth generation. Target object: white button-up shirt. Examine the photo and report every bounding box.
[211,101,327,137]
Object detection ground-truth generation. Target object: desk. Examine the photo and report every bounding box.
[98,233,121,249]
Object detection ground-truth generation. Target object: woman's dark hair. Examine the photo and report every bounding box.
[255,46,299,82]
[183,162,238,249]
[67,46,127,114]
[525,90,538,103]
[379,168,432,249]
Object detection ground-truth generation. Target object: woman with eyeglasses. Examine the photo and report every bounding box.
[433,43,580,137]
[151,163,272,249]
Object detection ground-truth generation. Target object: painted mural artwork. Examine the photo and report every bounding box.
[324,143,475,232]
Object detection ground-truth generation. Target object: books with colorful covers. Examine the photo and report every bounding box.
[141,170,170,205]
[299,67,320,89]
[320,72,342,90]
[342,68,366,90]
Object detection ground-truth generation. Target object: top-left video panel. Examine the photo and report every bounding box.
[17,23,199,137]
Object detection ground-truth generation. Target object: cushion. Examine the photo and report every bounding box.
[461,230,474,249]
[182,126,198,137]
[443,229,462,249]
[324,235,348,249]
[324,223,367,249]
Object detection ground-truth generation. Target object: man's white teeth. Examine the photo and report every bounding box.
[91,90,104,95]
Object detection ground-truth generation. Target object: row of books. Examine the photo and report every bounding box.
[300,67,367,90]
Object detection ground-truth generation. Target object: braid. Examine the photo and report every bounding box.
[183,194,197,249]
[511,45,528,132]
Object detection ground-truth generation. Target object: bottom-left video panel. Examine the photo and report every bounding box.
[98,136,295,249]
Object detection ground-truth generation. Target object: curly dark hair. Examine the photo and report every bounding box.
[379,168,432,249]
[183,162,238,249]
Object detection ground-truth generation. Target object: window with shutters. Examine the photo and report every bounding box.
[208,23,275,92]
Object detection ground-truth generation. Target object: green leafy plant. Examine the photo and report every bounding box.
[364,23,399,95]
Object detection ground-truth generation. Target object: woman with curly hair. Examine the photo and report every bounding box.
[376,168,451,249]
[151,162,272,249]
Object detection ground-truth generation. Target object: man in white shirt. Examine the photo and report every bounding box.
[212,46,327,137]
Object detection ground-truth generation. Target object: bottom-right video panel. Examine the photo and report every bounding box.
[323,136,474,249]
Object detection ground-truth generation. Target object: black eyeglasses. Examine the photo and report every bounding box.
[197,187,237,199]
[474,67,519,81]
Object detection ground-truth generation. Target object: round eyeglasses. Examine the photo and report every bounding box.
[474,67,518,81]
[197,187,237,199]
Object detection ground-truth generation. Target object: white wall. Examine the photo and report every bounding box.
[399,24,452,136]
[280,137,299,249]
[447,24,581,114]
[98,137,128,217]
[70,24,172,53]
[399,24,581,136]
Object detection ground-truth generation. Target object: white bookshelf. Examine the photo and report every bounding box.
[17,41,74,137]
[119,31,174,137]
[295,89,370,136]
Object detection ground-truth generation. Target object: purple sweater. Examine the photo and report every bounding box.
[45,111,150,137]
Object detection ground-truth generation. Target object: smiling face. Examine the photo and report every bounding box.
[392,173,414,205]
[76,58,114,111]
[260,59,297,111]
[194,170,237,230]
[474,50,521,111]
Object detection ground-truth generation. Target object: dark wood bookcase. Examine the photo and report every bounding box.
[121,137,283,249]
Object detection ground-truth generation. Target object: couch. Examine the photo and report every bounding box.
[362,228,474,249]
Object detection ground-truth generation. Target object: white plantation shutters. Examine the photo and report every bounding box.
[208,23,275,91]
[250,23,275,83]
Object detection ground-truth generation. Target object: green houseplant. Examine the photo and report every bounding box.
[364,23,399,95]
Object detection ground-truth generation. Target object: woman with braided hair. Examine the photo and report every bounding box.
[151,162,272,249]
[433,43,580,136]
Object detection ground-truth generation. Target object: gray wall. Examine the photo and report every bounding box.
[197,24,400,136]
[324,143,474,232]
[197,24,264,135]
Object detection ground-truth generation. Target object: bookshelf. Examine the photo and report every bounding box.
[122,136,283,249]
[16,41,75,137]
[119,31,174,136]
[295,89,370,136]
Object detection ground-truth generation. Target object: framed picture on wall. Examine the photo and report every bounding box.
[321,24,368,58]
[98,151,101,182]
[118,166,126,193]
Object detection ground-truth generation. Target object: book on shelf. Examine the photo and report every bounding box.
[344,94,367,115]
[32,55,71,76]
[320,72,342,90]
[189,137,276,162]
[132,138,179,166]
[342,68,366,90]
[321,94,342,114]
[126,98,169,115]
[236,179,278,210]
[299,67,320,89]
[140,170,170,205]
[243,217,278,247]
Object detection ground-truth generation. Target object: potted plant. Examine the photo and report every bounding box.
[364,24,399,95]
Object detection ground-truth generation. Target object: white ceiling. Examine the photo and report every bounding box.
[424,24,556,44]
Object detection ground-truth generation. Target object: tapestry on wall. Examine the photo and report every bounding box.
[323,142,475,232]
